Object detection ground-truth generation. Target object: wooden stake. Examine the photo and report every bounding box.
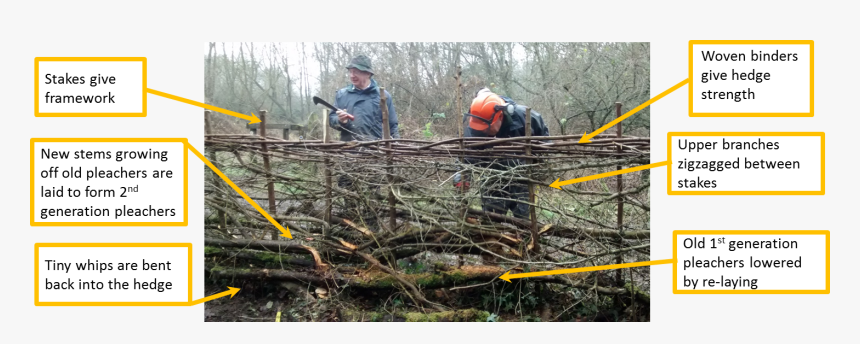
[456,66,467,223]
[323,108,332,237]
[259,109,278,240]
[381,87,396,233]
[525,107,539,253]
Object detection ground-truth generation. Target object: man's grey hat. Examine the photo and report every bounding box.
[346,55,374,74]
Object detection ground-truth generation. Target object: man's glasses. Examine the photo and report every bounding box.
[347,69,369,77]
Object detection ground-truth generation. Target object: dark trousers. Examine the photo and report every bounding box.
[337,170,378,221]
[338,174,360,217]
[480,183,530,219]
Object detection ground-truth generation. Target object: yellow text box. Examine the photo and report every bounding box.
[30,138,188,226]
[35,243,192,306]
[688,40,813,117]
[667,132,824,195]
[673,230,829,294]
[34,57,147,117]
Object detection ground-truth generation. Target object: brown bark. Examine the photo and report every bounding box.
[339,308,489,322]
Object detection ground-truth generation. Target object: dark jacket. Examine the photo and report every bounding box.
[328,79,400,141]
[464,98,550,168]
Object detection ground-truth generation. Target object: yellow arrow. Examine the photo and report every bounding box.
[579,79,689,143]
[187,142,292,239]
[146,88,261,124]
[549,160,669,190]
[500,259,674,282]
[188,287,241,305]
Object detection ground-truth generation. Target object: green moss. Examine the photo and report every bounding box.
[404,309,489,322]
[344,309,488,322]
[624,283,650,303]
[214,267,252,274]
[254,252,281,263]
[372,275,399,288]
[362,269,476,289]
[204,246,222,255]
[414,273,443,287]
[446,270,468,284]
[404,312,441,322]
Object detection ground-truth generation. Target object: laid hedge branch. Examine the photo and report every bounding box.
[205,263,651,303]
[338,308,491,322]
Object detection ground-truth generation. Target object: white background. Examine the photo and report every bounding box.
[33,141,185,223]
[670,135,821,191]
[38,246,189,302]
[691,44,811,113]
[676,234,827,290]
[38,61,144,113]
[0,1,855,343]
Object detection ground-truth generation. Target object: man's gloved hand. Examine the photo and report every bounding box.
[454,181,470,190]
[453,172,470,191]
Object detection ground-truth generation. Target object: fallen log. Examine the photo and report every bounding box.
[339,308,490,322]
[205,263,650,303]
[206,264,506,289]
[208,266,336,286]
[355,251,446,312]
[205,238,329,270]
[205,247,316,268]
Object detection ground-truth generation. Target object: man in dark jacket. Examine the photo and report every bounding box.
[328,55,400,141]
[462,88,549,219]
[328,55,400,221]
